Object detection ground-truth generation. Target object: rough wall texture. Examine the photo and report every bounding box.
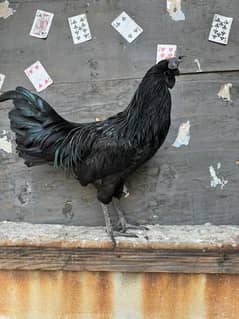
[0,271,238,319]
[1,1,239,317]
[1,0,239,226]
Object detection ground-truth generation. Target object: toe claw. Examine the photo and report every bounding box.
[113,231,138,238]
[105,229,116,247]
[124,223,149,231]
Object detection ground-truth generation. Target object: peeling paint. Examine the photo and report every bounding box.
[0,130,12,153]
[17,182,32,206]
[0,135,11,153]
[62,200,74,219]
[235,160,239,166]
[209,163,228,189]
[123,184,130,198]
[0,74,5,90]
[0,1,15,19]
[167,0,185,21]
[172,120,190,148]
[194,58,202,72]
[217,83,232,102]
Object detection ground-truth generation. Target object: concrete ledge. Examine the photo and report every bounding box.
[0,222,239,273]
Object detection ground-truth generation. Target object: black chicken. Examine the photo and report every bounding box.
[0,57,181,244]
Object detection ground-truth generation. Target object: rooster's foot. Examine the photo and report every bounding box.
[116,219,149,233]
[112,198,149,233]
[105,228,139,247]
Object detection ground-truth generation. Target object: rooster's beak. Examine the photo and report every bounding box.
[168,57,182,70]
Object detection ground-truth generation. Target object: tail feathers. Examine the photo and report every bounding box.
[0,87,74,167]
[0,90,28,102]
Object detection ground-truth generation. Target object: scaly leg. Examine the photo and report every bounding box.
[100,203,119,246]
[100,203,138,246]
[112,198,149,233]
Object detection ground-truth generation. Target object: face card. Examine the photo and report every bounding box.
[24,61,53,92]
[0,74,5,90]
[156,44,177,63]
[111,11,143,43]
[208,14,233,45]
[30,10,54,39]
[68,14,92,45]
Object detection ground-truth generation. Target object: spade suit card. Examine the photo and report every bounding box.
[208,14,233,45]
[68,14,92,44]
[111,11,143,43]
[24,61,53,92]
[30,10,54,39]
[156,44,177,63]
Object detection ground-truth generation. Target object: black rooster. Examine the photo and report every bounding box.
[0,57,181,244]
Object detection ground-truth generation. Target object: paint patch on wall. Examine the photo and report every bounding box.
[62,200,74,219]
[194,58,202,72]
[172,121,191,148]
[0,1,15,19]
[167,0,185,21]
[0,130,12,153]
[217,83,232,102]
[0,74,5,90]
[209,163,228,189]
[123,184,130,198]
[17,182,32,206]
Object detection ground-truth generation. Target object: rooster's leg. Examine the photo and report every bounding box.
[100,203,116,246]
[112,198,149,233]
[100,203,139,246]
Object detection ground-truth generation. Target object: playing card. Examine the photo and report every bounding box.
[0,74,5,90]
[111,11,143,43]
[30,10,54,39]
[24,61,53,92]
[208,14,233,45]
[156,44,177,63]
[68,14,92,45]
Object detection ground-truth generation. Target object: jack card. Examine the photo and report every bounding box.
[30,9,54,39]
